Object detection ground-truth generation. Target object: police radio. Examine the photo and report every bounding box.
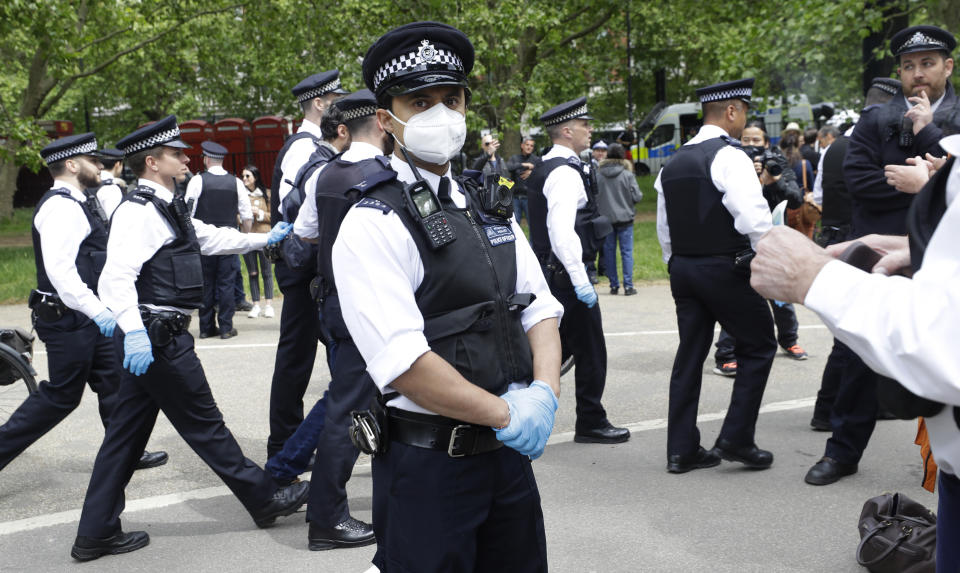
[398,146,455,250]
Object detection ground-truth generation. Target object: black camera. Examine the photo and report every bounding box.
[743,146,785,177]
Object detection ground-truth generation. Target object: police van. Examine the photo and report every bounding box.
[629,95,814,175]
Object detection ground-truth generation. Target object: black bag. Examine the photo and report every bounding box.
[856,492,936,573]
[0,328,35,386]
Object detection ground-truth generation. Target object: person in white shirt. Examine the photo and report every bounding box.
[96,147,126,217]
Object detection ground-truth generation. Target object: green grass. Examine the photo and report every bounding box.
[0,247,35,305]
[0,208,33,238]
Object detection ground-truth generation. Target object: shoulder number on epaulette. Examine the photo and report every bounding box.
[356,197,392,214]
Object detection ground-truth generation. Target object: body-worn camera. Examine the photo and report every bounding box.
[478,175,515,220]
[743,146,785,177]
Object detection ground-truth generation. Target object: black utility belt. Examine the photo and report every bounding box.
[28,290,67,322]
[388,408,502,458]
[140,307,191,347]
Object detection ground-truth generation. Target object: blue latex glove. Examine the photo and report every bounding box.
[123,329,154,376]
[574,283,597,308]
[92,310,116,337]
[494,380,559,460]
[266,221,293,245]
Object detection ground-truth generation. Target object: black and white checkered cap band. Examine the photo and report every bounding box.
[119,127,182,155]
[872,81,899,95]
[373,49,463,91]
[203,151,226,159]
[544,104,589,126]
[902,31,948,51]
[296,79,342,103]
[342,105,377,122]
[43,140,98,163]
[699,87,752,103]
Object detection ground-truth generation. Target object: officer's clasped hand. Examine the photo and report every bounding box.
[93,310,117,337]
[574,283,597,308]
[494,380,559,460]
[123,328,154,376]
[267,221,293,245]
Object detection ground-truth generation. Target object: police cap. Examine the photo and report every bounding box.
[870,77,902,96]
[363,21,474,98]
[696,78,755,105]
[201,141,228,159]
[540,97,593,127]
[890,25,956,58]
[292,70,349,104]
[98,148,124,161]
[116,115,191,157]
[40,132,100,164]
[334,89,378,121]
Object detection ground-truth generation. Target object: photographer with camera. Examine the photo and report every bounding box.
[506,136,540,224]
[712,121,807,377]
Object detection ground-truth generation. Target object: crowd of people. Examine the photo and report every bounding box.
[1,16,959,573]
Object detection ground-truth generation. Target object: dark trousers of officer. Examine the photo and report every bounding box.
[267,261,321,458]
[823,353,878,464]
[667,256,776,457]
[548,270,608,430]
[811,227,851,425]
[714,300,798,363]
[0,310,117,470]
[200,254,238,335]
[938,471,960,572]
[371,443,547,573]
[77,330,274,537]
[306,295,375,527]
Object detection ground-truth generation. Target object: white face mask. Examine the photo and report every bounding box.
[388,102,466,165]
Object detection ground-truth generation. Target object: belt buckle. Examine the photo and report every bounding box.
[447,424,472,458]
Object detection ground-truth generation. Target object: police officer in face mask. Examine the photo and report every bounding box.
[331,21,565,572]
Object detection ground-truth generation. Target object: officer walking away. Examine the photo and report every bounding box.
[655,78,777,473]
[291,88,385,551]
[803,25,960,486]
[337,22,565,571]
[527,97,631,444]
[266,69,347,459]
[71,117,305,562]
[185,141,253,340]
[96,147,127,217]
[0,133,167,474]
[506,136,540,224]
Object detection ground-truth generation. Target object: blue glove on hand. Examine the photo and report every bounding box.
[266,221,293,245]
[494,380,559,460]
[123,329,154,376]
[574,283,597,308]
[92,310,116,337]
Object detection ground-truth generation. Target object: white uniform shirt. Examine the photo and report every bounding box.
[99,178,271,335]
[541,143,590,286]
[654,124,773,263]
[294,141,382,239]
[805,157,960,474]
[331,154,565,414]
[277,119,323,219]
[97,170,124,217]
[34,180,109,320]
[184,165,252,222]
[812,143,830,205]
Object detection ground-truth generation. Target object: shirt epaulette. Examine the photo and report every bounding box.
[355,196,393,213]
[721,135,742,148]
[351,169,397,194]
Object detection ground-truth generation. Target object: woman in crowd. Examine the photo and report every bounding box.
[241,165,275,318]
[596,143,642,295]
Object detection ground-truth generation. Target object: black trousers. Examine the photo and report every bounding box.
[77,331,274,537]
[267,261,322,458]
[0,310,117,471]
[667,256,776,458]
[823,352,878,465]
[548,270,608,430]
[811,227,851,425]
[371,442,547,573]
[200,254,238,335]
[714,300,799,362]
[306,295,376,527]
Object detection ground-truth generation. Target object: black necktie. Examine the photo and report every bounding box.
[437,177,454,206]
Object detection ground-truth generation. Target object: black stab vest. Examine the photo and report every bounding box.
[358,176,534,395]
[32,187,108,295]
[659,137,751,256]
[526,155,610,262]
[193,172,239,228]
[270,131,319,224]
[125,187,205,309]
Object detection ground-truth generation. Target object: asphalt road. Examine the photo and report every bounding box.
[0,284,934,572]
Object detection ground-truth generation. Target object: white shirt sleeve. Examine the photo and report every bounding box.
[34,196,108,319]
[184,176,203,217]
[237,179,253,221]
[293,165,325,239]
[543,165,589,286]
[654,169,672,263]
[812,146,827,205]
[711,146,772,248]
[277,138,316,218]
[193,218,268,255]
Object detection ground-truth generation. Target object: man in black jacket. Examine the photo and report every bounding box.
[506,136,539,224]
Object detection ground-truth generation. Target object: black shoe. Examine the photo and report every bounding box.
[574,421,630,444]
[236,300,254,312]
[71,531,150,561]
[198,330,218,339]
[667,446,722,474]
[810,417,832,431]
[588,273,599,285]
[804,457,858,485]
[220,328,238,340]
[610,286,619,295]
[252,480,310,528]
[135,450,168,471]
[624,286,637,296]
[712,438,773,469]
[308,517,376,551]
